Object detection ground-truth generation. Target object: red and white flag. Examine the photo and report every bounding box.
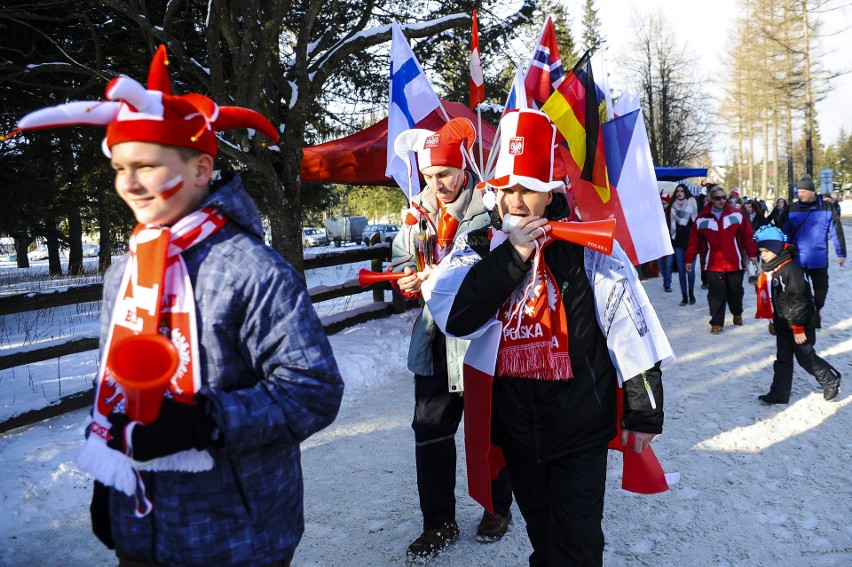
[470,10,485,108]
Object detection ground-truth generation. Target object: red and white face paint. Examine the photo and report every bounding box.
[158,175,185,201]
[111,142,211,227]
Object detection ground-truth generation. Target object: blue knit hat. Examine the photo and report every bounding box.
[754,225,787,255]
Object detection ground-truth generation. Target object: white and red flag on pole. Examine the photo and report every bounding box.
[470,10,485,109]
[523,15,564,109]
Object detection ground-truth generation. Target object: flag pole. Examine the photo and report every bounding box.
[477,104,484,178]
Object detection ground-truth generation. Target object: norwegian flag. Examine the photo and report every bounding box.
[470,10,485,108]
[523,15,564,108]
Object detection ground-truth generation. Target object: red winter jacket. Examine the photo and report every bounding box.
[685,203,757,272]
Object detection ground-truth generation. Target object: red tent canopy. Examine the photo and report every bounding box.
[301,100,497,186]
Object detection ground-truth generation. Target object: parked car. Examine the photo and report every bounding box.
[362,223,400,245]
[82,244,100,257]
[302,227,329,247]
[27,246,49,261]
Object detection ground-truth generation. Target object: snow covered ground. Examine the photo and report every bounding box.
[1,238,851,566]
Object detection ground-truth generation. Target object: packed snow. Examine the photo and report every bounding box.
[1,226,851,566]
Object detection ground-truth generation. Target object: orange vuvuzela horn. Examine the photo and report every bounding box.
[548,218,616,255]
[107,333,180,424]
[357,269,408,288]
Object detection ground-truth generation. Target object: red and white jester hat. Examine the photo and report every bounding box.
[393,117,477,174]
[2,45,278,157]
[478,108,566,196]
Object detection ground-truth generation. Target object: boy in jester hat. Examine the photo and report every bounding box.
[5,45,343,565]
[753,225,841,404]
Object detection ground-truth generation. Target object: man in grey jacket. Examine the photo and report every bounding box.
[391,118,513,560]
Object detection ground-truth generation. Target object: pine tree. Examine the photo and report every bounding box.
[581,0,605,54]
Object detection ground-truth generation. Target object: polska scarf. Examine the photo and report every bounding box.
[77,206,227,509]
[495,234,572,381]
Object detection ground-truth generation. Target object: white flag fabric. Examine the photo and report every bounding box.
[590,51,614,121]
[612,88,640,118]
[385,21,442,197]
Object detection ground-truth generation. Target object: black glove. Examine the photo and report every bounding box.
[107,397,216,462]
[90,480,115,550]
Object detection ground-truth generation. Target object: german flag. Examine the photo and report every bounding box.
[541,52,610,204]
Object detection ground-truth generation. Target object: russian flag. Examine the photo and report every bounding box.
[602,109,673,264]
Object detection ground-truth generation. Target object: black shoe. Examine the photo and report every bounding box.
[664,286,672,292]
[824,387,840,401]
[701,282,709,290]
[815,310,822,329]
[758,394,789,405]
[689,291,696,304]
[407,521,460,560]
[476,510,511,543]
[679,293,688,306]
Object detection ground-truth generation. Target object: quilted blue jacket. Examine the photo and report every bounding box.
[99,172,344,565]
[783,196,846,269]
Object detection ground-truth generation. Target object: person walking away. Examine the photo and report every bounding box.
[768,198,788,228]
[686,185,759,334]
[659,193,674,293]
[6,45,344,566]
[753,226,841,404]
[669,183,698,305]
[390,118,514,560]
[783,174,846,328]
[422,108,673,567]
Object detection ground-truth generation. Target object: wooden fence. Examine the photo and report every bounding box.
[0,245,414,433]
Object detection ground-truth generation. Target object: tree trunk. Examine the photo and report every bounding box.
[14,237,30,269]
[67,206,84,276]
[98,188,112,273]
[802,0,814,176]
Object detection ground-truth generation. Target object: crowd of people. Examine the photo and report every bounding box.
[654,175,845,406]
[5,43,846,567]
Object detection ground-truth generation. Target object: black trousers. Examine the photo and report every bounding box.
[706,269,744,326]
[412,333,512,530]
[803,267,829,312]
[503,444,608,567]
[768,322,841,401]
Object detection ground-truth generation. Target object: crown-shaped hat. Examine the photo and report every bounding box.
[393,117,476,174]
[3,45,278,157]
[477,108,566,194]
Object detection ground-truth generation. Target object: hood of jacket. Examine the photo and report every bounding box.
[203,171,264,240]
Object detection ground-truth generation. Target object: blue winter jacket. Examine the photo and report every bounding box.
[783,196,846,269]
[100,172,344,566]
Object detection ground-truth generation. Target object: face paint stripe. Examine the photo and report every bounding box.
[158,175,184,200]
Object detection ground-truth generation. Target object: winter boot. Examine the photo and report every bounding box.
[689,290,696,304]
[679,293,688,306]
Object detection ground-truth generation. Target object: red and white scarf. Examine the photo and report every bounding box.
[754,258,792,319]
[77,207,227,502]
[496,237,572,381]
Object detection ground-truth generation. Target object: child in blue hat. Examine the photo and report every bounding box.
[753,225,841,403]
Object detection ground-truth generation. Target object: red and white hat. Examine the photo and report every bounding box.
[393,117,476,174]
[477,109,566,195]
[3,45,278,157]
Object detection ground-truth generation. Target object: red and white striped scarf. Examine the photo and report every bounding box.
[754,258,792,319]
[77,206,227,505]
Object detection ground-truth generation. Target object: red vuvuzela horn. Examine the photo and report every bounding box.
[548,218,616,255]
[107,333,179,424]
[358,269,407,288]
